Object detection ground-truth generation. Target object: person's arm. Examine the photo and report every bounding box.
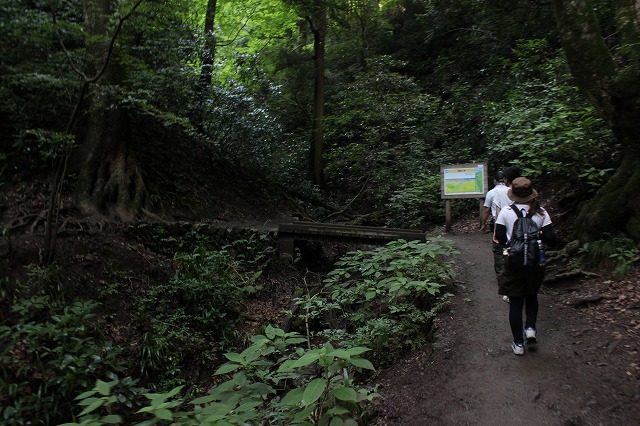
[481,206,491,230]
[492,195,502,220]
[540,224,565,248]
[494,223,508,244]
[481,192,494,230]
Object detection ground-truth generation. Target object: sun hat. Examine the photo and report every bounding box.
[507,177,538,203]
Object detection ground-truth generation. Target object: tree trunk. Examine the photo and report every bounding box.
[310,2,327,186]
[575,141,640,242]
[76,94,146,221]
[76,0,146,221]
[552,0,640,242]
[199,0,218,88]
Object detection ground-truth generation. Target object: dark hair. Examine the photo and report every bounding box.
[503,166,522,184]
[493,171,504,181]
[528,199,543,216]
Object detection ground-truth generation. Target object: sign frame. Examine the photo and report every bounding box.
[440,163,488,199]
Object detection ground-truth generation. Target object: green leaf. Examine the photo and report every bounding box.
[155,408,173,421]
[78,396,100,406]
[302,378,326,405]
[332,386,358,402]
[96,379,112,396]
[286,337,308,345]
[215,362,240,375]
[278,359,296,372]
[203,413,229,422]
[75,389,98,400]
[190,394,220,405]
[250,382,275,396]
[326,406,351,415]
[102,415,123,424]
[223,352,243,363]
[330,417,345,426]
[328,349,350,360]
[291,352,320,368]
[349,357,375,370]
[166,385,183,398]
[265,324,276,339]
[78,399,103,416]
[293,404,316,422]
[235,399,264,413]
[345,347,371,356]
[200,402,232,416]
[280,387,305,406]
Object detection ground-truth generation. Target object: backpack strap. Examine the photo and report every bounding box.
[510,202,533,219]
[510,203,523,218]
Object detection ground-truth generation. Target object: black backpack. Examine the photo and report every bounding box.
[507,205,541,268]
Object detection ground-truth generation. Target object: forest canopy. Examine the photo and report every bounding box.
[1,0,638,241]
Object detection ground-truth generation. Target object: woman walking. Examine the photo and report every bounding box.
[494,177,563,355]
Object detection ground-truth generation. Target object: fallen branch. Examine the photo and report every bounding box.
[321,177,369,222]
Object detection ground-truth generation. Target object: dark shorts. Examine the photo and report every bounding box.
[497,257,545,297]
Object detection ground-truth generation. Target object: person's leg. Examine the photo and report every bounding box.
[493,243,504,276]
[524,294,539,329]
[509,295,525,344]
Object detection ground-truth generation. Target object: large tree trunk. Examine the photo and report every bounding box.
[76,0,146,221]
[552,0,640,242]
[575,140,640,243]
[76,94,146,221]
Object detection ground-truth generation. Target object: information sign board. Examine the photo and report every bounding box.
[440,163,488,199]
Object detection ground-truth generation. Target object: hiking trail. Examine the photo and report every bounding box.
[370,227,639,426]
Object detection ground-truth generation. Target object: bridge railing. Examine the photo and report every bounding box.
[277,222,426,257]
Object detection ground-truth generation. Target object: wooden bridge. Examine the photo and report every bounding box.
[277,222,426,257]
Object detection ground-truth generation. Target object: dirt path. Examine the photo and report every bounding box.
[371,229,639,425]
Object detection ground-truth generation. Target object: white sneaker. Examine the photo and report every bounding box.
[511,342,525,356]
[502,295,510,303]
[524,327,537,345]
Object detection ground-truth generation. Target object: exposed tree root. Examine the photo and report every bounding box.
[6,209,44,231]
[545,268,601,283]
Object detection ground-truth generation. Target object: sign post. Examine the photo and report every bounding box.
[440,163,488,232]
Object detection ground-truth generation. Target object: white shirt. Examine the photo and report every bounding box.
[483,183,505,218]
[490,184,510,218]
[496,203,552,241]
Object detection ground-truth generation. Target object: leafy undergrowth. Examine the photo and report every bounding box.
[0,205,461,426]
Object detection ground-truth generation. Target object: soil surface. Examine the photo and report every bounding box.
[370,221,640,426]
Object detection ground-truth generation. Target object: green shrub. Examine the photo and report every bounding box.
[63,325,379,425]
[481,40,615,182]
[385,172,444,228]
[135,246,263,387]
[578,235,639,279]
[0,296,135,425]
[291,237,458,365]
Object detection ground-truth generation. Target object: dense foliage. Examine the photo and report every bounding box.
[1,236,458,424]
[2,0,638,424]
[0,0,620,227]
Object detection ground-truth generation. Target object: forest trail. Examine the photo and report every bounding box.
[371,229,639,425]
